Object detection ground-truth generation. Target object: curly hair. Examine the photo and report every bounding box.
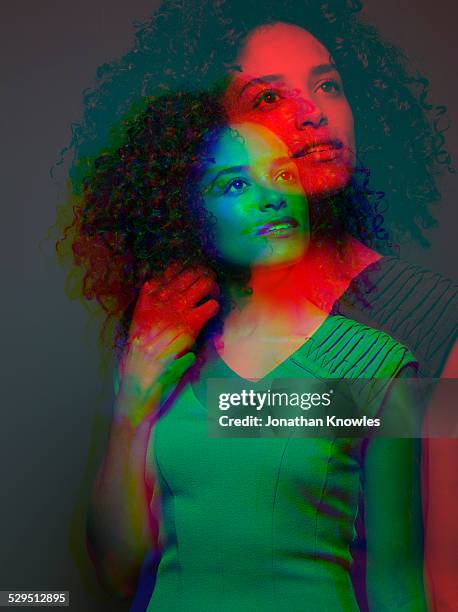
[56,0,452,350]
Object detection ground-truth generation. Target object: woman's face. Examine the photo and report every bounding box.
[199,123,309,268]
[224,22,355,200]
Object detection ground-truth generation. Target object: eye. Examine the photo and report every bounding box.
[316,79,342,95]
[253,89,282,108]
[274,169,297,184]
[223,178,251,194]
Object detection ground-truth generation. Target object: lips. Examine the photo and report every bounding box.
[292,139,343,159]
[255,216,299,236]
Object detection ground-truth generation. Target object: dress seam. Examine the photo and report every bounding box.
[271,438,291,607]
[313,438,335,562]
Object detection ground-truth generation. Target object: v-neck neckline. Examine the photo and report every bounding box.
[212,314,334,382]
[189,315,336,408]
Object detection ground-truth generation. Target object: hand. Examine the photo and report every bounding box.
[116,263,219,426]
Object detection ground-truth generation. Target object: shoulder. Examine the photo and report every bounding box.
[333,256,458,375]
[294,314,417,379]
[342,255,458,311]
[369,255,456,289]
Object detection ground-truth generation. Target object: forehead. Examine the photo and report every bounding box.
[236,22,331,75]
[204,124,290,167]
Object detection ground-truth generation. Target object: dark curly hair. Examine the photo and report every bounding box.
[55,0,452,351]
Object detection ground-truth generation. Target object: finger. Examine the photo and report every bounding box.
[172,351,197,374]
[141,327,181,357]
[139,263,185,301]
[163,261,185,282]
[190,275,220,300]
[156,352,196,394]
[207,279,220,301]
[176,276,220,309]
[156,271,196,301]
[157,329,194,362]
[132,284,162,324]
[185,299,220,333]
[159,267,215,299]
[131,278,181,337]
[127,321,175,354]
[129,317,174,345]
[142,278,161,295]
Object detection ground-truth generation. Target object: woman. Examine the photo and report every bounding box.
[218,20,457,611]
[56,1,456,608]
[220,19,457,376]
[63,0,457,378]
[70,85,426,610]
[216,21,458,611]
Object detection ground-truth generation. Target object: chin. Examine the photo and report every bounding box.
[256,245,309,268]
[297,161,354,201]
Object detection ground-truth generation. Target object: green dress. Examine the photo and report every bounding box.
[145,315,416,611]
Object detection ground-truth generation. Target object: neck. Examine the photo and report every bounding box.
[224,233,381,329]
[226,256,319,332]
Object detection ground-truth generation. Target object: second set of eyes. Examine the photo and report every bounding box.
[213,169,299,197]
[252,78,344,110]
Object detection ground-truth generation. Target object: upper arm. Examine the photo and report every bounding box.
[440,338,458,378]
[363,368,426,610]
[422,340,458,609]
[364,438,423,573]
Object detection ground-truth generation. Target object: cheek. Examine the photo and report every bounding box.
[213,204,246,231]
[210,205,250,250]
[333,103,355,145]
[226,102,298,148]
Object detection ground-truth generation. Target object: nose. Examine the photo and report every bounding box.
[259,189,287,212]
[294,98,327,130]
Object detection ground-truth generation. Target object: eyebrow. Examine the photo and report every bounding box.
[270,156,298,172]
[202,165,249,188]
[311,63,339,76]
[239,75,283,97]
[238,63,339,97]
[202,158,297,191]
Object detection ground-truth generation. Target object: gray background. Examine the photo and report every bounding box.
[2,1,457,610]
